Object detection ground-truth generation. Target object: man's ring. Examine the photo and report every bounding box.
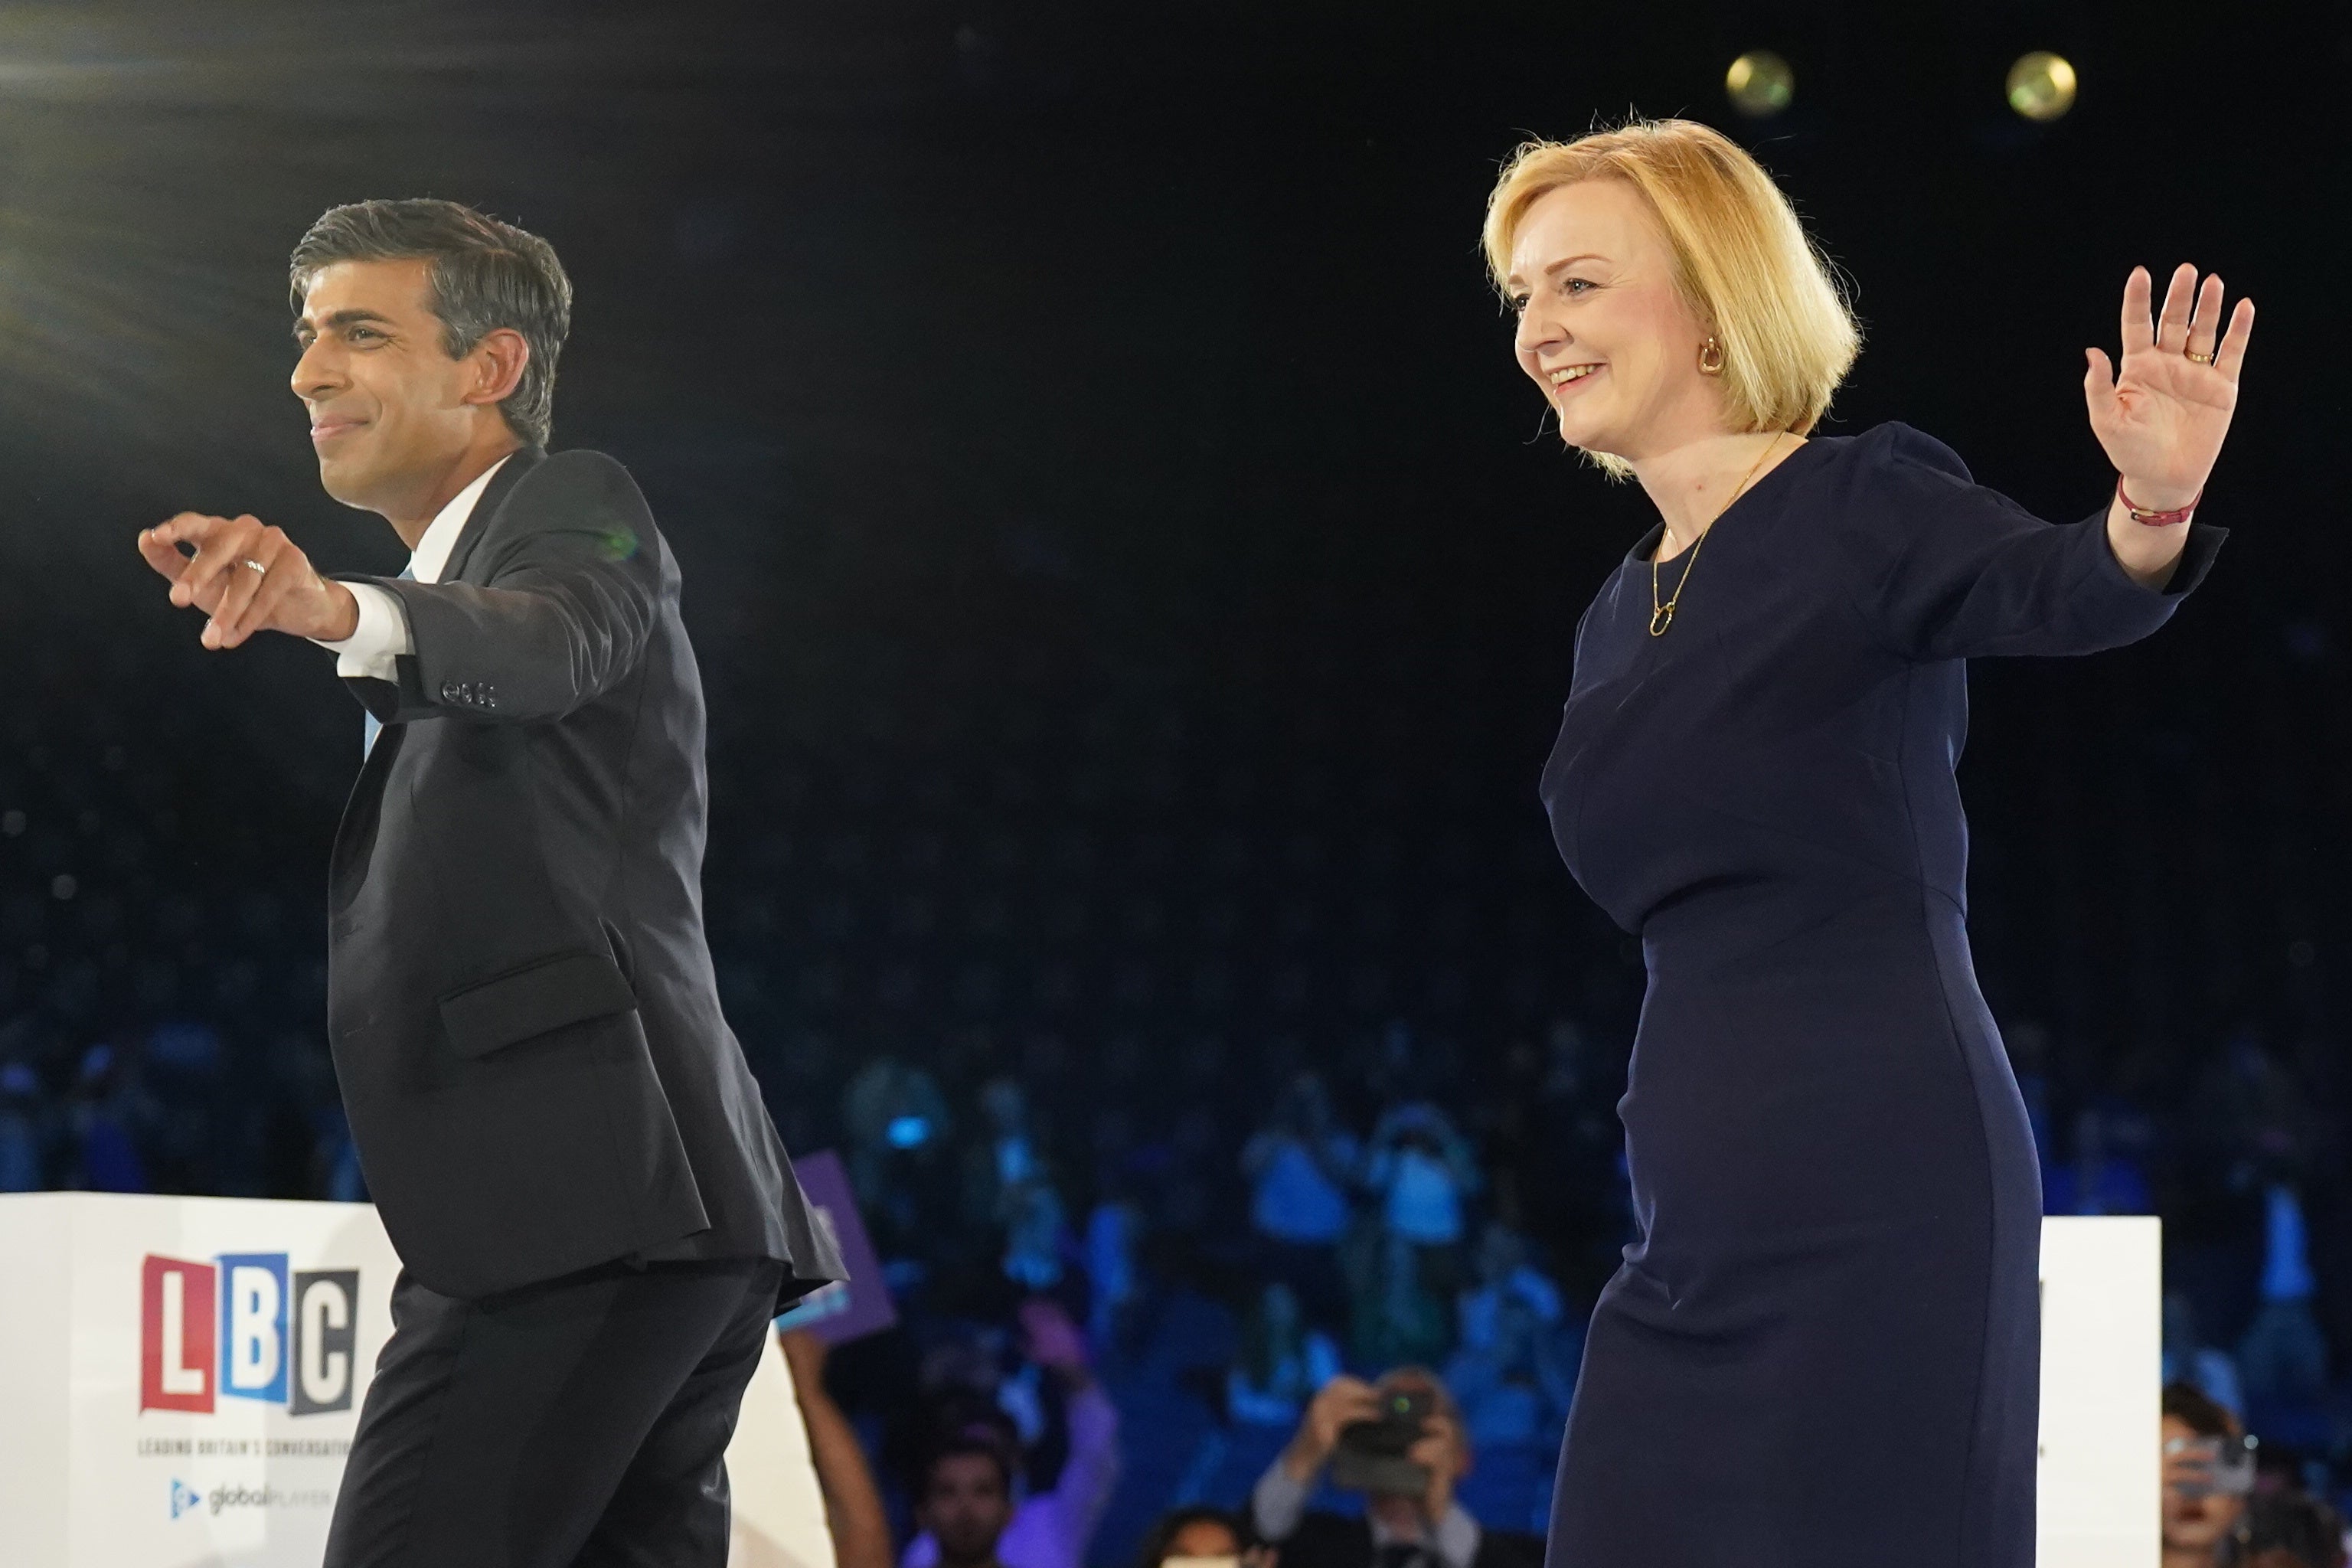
[240,558,267,575]
[2185,348,2216,364]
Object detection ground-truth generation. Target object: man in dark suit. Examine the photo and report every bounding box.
[137,198,843,1566]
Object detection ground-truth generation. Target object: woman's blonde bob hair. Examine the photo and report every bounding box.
[1482,119,1860,476]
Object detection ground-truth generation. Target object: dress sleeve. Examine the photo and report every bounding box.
[1829,423,2226,663]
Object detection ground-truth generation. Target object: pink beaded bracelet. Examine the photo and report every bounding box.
[2116,477,2200,528]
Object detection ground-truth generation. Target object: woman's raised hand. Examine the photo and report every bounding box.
[2084,263,2254,510]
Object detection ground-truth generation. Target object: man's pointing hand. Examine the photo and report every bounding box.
[139,512,360,649]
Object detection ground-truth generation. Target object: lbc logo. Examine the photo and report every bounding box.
[139,1253,358,1416]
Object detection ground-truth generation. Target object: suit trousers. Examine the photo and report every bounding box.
[323,1255,786,1568]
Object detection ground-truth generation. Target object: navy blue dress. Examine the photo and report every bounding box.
[1539,423,2222,1566]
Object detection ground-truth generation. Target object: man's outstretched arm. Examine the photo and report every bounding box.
[138,454,661,726]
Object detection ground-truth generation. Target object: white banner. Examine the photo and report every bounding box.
[0,1191,835,1567]
[0,1191,400,1567]
[2038,1214,2162,1566]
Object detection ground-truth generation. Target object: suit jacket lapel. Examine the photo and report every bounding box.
[437,446,544,586]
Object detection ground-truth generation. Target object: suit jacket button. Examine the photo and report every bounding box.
[439,681,459,703]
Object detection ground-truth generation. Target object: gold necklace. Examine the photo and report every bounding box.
[1648,434,1785,637]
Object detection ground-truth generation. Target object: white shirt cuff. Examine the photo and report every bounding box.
[311,581,413,681]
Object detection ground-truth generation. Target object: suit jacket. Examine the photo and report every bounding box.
[326,446,844,1302]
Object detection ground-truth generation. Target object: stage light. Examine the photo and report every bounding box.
[2006,51,2077,122]
[1725,51,1794,118]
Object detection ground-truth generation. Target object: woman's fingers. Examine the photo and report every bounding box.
[2216,296,2256,383]
[2115,263,2252,380]
[2119,266,2154,354]
[2152,263,2197,354]
[2185,273,2227,361]
[2082,347,2118,423]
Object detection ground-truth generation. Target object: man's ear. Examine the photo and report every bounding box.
[463,328,531,410]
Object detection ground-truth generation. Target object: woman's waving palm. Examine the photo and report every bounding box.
[2086,262,2256,507]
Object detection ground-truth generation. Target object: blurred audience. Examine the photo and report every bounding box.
[2240,1182,2332,1420]
[6,815,2350,1564]
[2164,1292,2248,1428]
[1229,1282,1343,1427]
[1361,1102,1479,1295]
[1346,1231,1451,1374]
[2046,1102,2154,1216]
[1083,1196,1143,1359]
[1453,1226,1562,1357]
[1441,1269,1575,1450]
[67,1043,150,1193]
[1243,1074,1358,1325]
[844,1057,957,1266]
[904,1299,1122,1568]
[0,1060,46,1191]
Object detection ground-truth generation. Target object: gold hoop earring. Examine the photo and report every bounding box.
[1697,337,1725,376]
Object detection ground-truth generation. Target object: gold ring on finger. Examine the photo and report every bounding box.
[2184,348,2216,364]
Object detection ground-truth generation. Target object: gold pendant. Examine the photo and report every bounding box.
[1649,604,1674,636]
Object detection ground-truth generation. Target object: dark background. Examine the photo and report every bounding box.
[0,0,2346,1538]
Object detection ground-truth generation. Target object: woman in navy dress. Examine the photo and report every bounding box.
[1480,120,2256,1566]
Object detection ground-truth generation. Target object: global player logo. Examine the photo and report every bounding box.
[139,1253,358,1416]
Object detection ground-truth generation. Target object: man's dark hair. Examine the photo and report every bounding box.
[289,199,572,448]
[2161,1379,2237,1438]
[920,1427,1018,1500]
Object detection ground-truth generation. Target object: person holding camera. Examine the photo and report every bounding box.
[2162,1381,2252,1567]
[2160,1379,2352,1568]
[1250,1370,1536,1568]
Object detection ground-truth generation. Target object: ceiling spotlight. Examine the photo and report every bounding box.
[2006,51,2078,122]
[1725,51,1794,118]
